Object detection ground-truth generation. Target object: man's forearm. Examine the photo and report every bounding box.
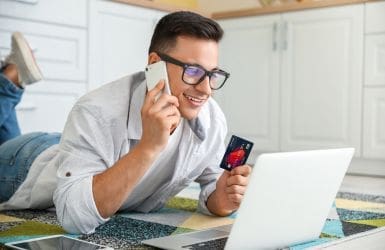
[92,143,158,218]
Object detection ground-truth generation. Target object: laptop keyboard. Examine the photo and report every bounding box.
[182,237,228,250]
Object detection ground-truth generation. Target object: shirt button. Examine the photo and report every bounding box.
[65,172,71,177]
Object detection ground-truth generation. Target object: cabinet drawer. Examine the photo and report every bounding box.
[365,34,385,86]
[0,0,87,27]
[365,1,385,33]
[16,89,82,134]
[0,17,87,82]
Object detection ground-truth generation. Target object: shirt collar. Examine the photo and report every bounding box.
[127,73,147,140]
[187,105,209,141]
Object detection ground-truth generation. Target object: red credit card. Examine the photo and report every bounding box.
[220,135,254,171]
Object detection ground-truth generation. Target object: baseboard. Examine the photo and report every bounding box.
[348,158,385,177]
[249,151,385,177]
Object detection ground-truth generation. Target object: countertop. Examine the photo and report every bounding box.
[111,0,382,19]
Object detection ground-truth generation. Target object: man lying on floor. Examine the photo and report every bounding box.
[0,12,251,234]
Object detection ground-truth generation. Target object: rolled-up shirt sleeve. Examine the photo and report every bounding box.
[54,172,108,234]
[197,177,218,215]
[53,104,113,234]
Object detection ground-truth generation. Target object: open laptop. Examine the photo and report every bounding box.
[142,148,355,250]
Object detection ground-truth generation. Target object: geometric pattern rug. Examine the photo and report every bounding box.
[1,191,385,249]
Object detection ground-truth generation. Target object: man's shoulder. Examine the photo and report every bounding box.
[79,72,145,105]
[70,71,145,121]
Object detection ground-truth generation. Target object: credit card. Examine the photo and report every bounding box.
[220,135,254,171]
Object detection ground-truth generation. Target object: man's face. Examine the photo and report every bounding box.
[165,36,219,120]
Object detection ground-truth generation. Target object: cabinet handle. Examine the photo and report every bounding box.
[273,22,278,51]
[282,22,288,51]
[16,105,37,111]
[14,0,39,4]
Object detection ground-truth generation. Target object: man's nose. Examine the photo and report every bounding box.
[195,75,212,95]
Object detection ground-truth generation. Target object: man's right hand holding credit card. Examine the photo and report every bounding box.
[207,135,254,216]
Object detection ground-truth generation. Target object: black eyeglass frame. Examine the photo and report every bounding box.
[157,53,230,90]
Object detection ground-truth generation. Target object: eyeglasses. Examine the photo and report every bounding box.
[158,53,230,90]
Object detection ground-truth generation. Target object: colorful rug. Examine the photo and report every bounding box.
[0,192,385,249]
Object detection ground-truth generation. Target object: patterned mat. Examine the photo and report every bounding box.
[1,192,385,249]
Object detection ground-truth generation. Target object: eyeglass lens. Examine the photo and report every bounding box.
[183,66,226,90]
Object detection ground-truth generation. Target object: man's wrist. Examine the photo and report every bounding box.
[207,189,235,216]
[132,142,159,164]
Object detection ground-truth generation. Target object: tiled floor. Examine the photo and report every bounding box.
[340,175,385,196]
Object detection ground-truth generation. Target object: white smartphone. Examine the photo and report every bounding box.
[6,235,113,250]
[145,60,171,100]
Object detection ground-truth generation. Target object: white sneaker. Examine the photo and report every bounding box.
[4,32,42,86]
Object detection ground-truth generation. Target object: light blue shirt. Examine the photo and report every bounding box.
[53,72,227,234]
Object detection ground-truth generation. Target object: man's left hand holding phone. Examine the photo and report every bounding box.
[142,60,181,155]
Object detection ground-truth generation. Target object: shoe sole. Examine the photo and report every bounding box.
[12,32,43,84]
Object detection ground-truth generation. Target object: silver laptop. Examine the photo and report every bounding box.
[142,148,355,250]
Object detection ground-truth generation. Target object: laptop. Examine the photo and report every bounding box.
[142,148,355,250]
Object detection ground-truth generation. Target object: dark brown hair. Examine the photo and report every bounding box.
[149,11,223,54]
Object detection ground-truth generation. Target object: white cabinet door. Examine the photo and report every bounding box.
[0,17,87,82]
[363,88,385,160]
[217,15,281,151]
[281,5,363,154]
[89,0,167,90]
[0,17,87,133]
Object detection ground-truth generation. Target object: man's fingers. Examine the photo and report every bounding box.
[152,93,179,111]
[226,185,246,195]
[230,165,252,177]
[168,115,181,130]
[227,194,243,204]
[144,81,164,106]
[150,80,165,92]
[154,103,179,117]
[226,174,249,186]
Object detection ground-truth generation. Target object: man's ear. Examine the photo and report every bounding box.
[148,52,161,65]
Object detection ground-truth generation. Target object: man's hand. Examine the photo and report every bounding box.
[140,81,180,154]
[207,165,252,216]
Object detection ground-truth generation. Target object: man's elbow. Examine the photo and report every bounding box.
[58,208,97,235]
[54,193,98,235]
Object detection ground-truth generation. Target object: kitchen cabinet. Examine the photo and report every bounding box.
[0,0,166,132]
[363,89,385,160]
[0,0,87,134]
[88,0,166,90]
[217,15,280,152]
[0,0,87,28]
[280,5,363,153]
[217,4,363,155]
[365,1,385,34]
[362,1,385,161]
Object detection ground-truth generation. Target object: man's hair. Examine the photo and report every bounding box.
[149,11,223,54]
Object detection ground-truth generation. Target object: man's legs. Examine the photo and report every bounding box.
[0,67,24,144]
[0,132,61,203]
[0,32,42,145]
[0,32,51,203]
